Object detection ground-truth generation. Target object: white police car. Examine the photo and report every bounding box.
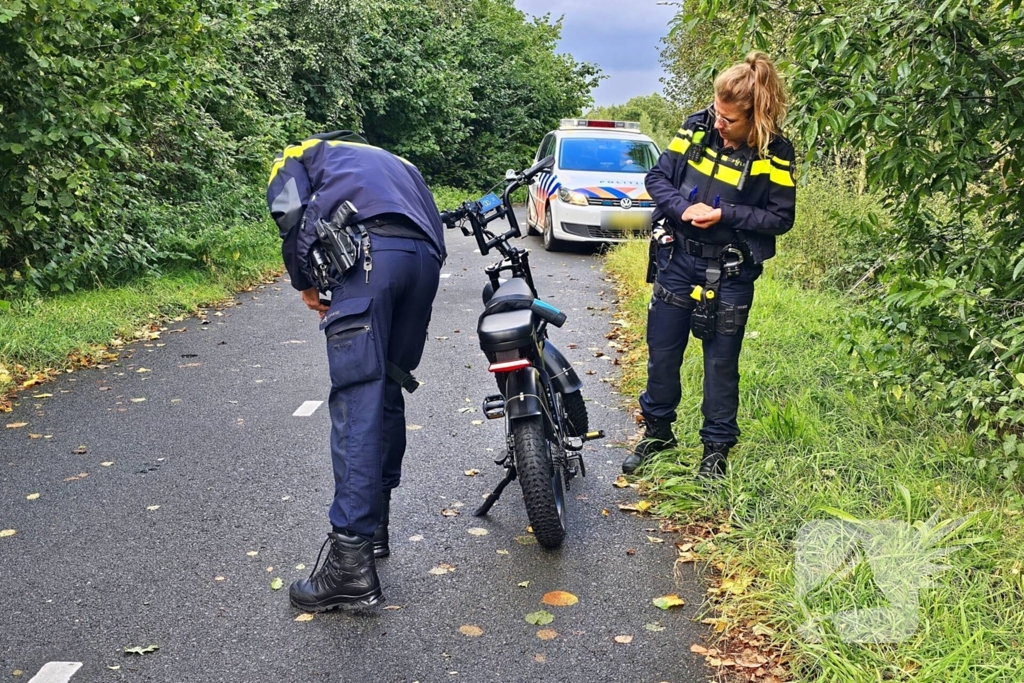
[525,119,660,251]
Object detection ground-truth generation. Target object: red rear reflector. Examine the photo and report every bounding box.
[586,120,616,128]
[488,359,532,373]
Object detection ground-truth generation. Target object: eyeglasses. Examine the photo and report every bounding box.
[708,104,745,128]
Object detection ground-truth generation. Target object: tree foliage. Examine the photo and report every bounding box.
[585,94,685,151]
[672,0,1024,470]
[0,0,597,299]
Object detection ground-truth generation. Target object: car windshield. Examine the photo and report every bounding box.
[558,138,659,173]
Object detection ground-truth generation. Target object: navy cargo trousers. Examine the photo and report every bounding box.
[638,242,761,446]
[319,234,441,539]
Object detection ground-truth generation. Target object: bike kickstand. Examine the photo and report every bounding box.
[473,466,517,517]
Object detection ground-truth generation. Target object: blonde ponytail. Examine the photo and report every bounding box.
[714,51,788,158]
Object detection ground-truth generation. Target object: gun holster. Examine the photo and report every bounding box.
[315,200,361,276]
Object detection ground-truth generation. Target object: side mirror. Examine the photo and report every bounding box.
[505,169,518,181]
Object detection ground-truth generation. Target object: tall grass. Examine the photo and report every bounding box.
[605,238,1024,683]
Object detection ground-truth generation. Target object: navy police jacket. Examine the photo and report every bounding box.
[646,108,796,264]
[266,131,446,291]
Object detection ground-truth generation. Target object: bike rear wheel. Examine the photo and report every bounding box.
[512,415,565,548]
[560,389,589,437]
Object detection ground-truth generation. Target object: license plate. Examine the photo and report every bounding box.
[601,211,651,232]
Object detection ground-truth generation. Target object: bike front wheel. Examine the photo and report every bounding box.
[512,415,566,548]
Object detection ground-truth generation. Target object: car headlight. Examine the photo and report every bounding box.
[558,187,589,206]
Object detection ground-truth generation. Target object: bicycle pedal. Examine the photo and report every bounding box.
[482,395,505,419]
[563,437,584,452]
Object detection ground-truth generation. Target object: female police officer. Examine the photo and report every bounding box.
[621,52,795,479]
[267,131,444,610]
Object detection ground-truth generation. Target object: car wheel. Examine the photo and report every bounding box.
[543,204,560,252]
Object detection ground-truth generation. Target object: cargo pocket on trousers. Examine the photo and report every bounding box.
[323,297,382,389]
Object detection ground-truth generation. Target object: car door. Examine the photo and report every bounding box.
[530,134,555,226]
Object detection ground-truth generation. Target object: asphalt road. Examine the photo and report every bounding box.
[0,209,709,683]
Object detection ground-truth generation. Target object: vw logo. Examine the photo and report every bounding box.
[620,197,633,210]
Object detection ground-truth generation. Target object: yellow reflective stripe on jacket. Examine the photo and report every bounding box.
[667,128,693,155]
[268,138,324,185]
[687,149,743,187]
[750,159,795,187]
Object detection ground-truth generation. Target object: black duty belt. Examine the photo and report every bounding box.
[361,213,428,241]
[681,238,733,259]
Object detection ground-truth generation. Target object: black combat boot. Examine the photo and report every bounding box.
[621,417,678,474]
[697,441,730,481]
[289,532,383,612]
[372,491,390,559]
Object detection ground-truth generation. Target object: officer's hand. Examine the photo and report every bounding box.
[691,208,722,229]
[301,287,329,318]
[682,202,713,225]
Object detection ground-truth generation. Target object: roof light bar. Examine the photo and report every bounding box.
[559,119,641,131]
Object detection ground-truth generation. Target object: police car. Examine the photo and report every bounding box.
[525,119,660,250]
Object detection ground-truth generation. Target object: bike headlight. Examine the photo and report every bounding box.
[558,187,589,206]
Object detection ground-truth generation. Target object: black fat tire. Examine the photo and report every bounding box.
[512,416,565,548]
[561,390,589,437]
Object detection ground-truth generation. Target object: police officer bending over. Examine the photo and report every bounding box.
[267,131,445,610]
[622,52,796,479]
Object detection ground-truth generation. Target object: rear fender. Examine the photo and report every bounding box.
[505,367,544,421]
[544,340,583,394]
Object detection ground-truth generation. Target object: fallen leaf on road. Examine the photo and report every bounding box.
[690,644,710,655]
[270,577,283,590]
[294,613,314,622]
[464,469,480,476]
[518,581,530,588]
[409,535,424,542]
[136,368,151,373]
[601,509,610,517]
[28,434,42,439]
[101,462,114,467]
[541,591,578,607]
[701,617,728,632]
[295,564,305,570]
[614,635,633,644]
[534,654,546,663]
[214,576,225,582]
[71,445,87,454]
[407,424,422,431]
[6,422,28,429]
[496,549,509,555]
[515,535,537,545]
[652,594,685,610]
[107,666,120,671]
[428,563,456,575]
[647,536,665,544]
[645,623,666,632]
[459,625,483,637]
[536,629,558,641]
[383,605,403,610]
[467,527,489,536]
[266,566,274,572]
[32,393,52,399]
[612,476,630,488]
[124,645,159,655]
[524,610,554,626]
[26,493,39,501]
[470,420,483,425]
[178,363,202,368]
[636,500,653,513]
[247,551,259,557]
[441,508,460,517]
[130,398,146,403]
[1,529,16,538]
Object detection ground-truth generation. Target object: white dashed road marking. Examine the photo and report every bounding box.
[29,662,82,683]
[292,401,323,417]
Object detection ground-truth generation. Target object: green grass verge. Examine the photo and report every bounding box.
[0,222,281,400]
[605,239,1024,683]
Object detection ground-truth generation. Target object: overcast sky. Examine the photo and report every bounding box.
[513,0,678,108]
